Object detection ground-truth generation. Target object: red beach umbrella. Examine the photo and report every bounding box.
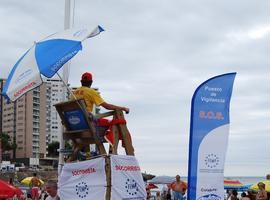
[147,183,158,189]
[0,179,23,199]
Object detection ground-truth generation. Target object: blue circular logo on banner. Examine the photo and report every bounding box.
[75,182,89,199]
[204,154,220,168]
[125,178,139,196]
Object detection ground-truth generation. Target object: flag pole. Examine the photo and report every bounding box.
[58,0,72,176]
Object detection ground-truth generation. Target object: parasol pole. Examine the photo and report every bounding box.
[56,73,77,100]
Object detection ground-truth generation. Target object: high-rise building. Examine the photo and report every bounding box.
[45,79,68,145]
[0,79,47,165]
[0,79,5,162]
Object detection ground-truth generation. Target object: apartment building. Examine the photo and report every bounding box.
[0,79,47,165]
[0,79,4,162]
[45,79,68,145]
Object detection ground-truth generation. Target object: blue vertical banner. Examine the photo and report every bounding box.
[187,73,236,200]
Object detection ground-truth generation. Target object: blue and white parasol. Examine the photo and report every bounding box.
[2,25,104,102]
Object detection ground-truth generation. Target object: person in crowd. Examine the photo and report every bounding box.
[156,191,162,200]
[241,192,251,200]
[26,192,32,200]
[9,177,13,185]
[29,173,42,200]
[247,190,256,200]
[40,187,48,200]
[228,189,239,200]
[256,182,268,200]
[45,180,60,200]
[146,188,151,200]
[265,175,270,200]
[166,188,172,200]
[72,72,129,114]
[170,175,187,200]
[161,184,169,199]
[226,189,233,200]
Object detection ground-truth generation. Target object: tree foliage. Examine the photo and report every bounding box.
[0,133,17,152]
[65,141,72,150]
[47,141,59,157]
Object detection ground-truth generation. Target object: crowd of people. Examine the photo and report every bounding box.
[226,174,270,200]
[226,182,269,200]
[4,173,59,200]
[25,173,59,200]
[146,174,270,200]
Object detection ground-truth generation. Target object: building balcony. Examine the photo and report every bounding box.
[32,137,39,142]
[33,118,39,122]
[33,125,39,129]
[32,132,39,136]
[33,100,40,104]
[33,112,39,116]
[33,104,40,109]
[32,143,39,147]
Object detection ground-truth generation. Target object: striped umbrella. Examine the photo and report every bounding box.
[224,179,243,189]
[224,179,249,191]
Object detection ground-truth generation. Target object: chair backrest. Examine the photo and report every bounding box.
[54,98,94,132]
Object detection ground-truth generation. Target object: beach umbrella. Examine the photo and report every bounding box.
[146,183,158,190]
[148,176,175,184]
[20,177,44,186]
[0,179,23,198]
[1,25,104,102]
[250,180,270,192]
[224,179,244,189]
[224,179,250,191]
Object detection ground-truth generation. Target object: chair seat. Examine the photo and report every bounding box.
[63,130,93,140]
[64,129,90,134]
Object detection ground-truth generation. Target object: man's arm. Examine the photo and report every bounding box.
[38,179,42,187]
[100,102,129,113]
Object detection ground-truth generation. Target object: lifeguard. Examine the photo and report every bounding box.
[72,72,129,113]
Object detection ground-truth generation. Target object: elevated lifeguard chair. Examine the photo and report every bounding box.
[54,98,134,161]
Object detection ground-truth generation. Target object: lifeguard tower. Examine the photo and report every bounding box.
[54,98,146,200]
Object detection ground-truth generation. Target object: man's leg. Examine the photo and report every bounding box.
[174,191,184,200]
[179,192,184,200]
[31,188,35,199]
[31,187,39,200]
[173,191,180,200]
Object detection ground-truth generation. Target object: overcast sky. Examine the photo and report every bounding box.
[1,0,270,177]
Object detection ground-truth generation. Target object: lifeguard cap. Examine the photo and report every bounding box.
[81,72,92,81]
